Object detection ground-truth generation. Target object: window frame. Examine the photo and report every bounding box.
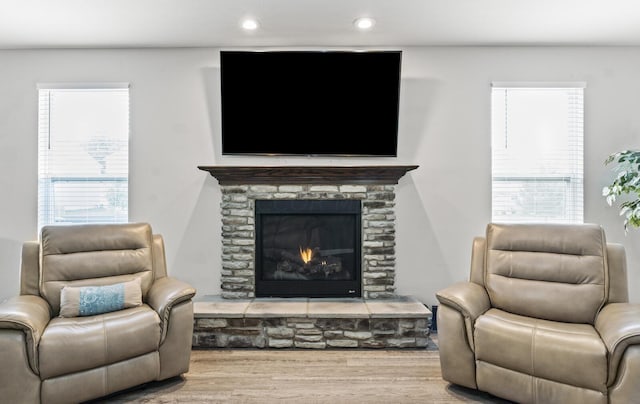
[490,82,585,224]
[37,83,130,230]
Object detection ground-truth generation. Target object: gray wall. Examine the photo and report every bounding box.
[0,47,638,306]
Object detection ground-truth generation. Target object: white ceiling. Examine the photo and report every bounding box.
[2,0,640,49]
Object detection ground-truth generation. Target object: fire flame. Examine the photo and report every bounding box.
[299,246,313,264]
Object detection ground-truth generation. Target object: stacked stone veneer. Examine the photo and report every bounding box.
[220,184,398,299]
[193,317,430,349]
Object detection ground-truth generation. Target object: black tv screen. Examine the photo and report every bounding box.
[220,50,401,156]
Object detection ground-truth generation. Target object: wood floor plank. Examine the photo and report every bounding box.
[88,349,511,403]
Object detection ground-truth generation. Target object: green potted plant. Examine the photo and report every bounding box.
[603,149,640,231]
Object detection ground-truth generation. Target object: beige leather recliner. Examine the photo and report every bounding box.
[0,222,196,404]
[436,223,640,404]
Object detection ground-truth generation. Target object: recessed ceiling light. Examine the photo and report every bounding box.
[241,18,259,31]
[353,17,375,31]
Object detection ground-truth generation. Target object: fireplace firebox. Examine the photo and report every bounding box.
[255,199,361,298]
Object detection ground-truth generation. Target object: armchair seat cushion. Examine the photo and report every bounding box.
[475,309,608,393]
[39,305,161,379]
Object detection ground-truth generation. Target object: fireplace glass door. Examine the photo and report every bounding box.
[255,199,361,298]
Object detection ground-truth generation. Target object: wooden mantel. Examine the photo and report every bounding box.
[197,165,419,185]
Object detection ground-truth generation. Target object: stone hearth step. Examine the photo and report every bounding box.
[193,295,432,349]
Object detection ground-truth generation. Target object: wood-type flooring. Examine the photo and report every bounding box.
[89,344,512,403]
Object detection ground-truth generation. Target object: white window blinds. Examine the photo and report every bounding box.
[491,83,584,224]
[38,85,129,230]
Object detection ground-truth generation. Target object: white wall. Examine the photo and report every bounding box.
[0,47,638,307]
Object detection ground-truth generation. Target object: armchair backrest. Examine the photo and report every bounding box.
[37,222,157,316]
[483,223,608,324]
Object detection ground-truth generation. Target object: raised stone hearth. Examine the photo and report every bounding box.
[193,295,432,349]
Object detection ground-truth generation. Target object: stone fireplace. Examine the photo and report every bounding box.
[198,165,419,300]
[193,165,432,349]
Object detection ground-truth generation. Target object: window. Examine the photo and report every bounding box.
[491,83,584,223]
[38,84,129,230]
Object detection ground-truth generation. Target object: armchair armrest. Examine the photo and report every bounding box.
[147,277,196,341]
[436,281,491,349]
[595,303,640,386]
[436,281,491,321]
[0,295,51,374]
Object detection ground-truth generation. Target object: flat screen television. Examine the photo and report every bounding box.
[220,50,402,156]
